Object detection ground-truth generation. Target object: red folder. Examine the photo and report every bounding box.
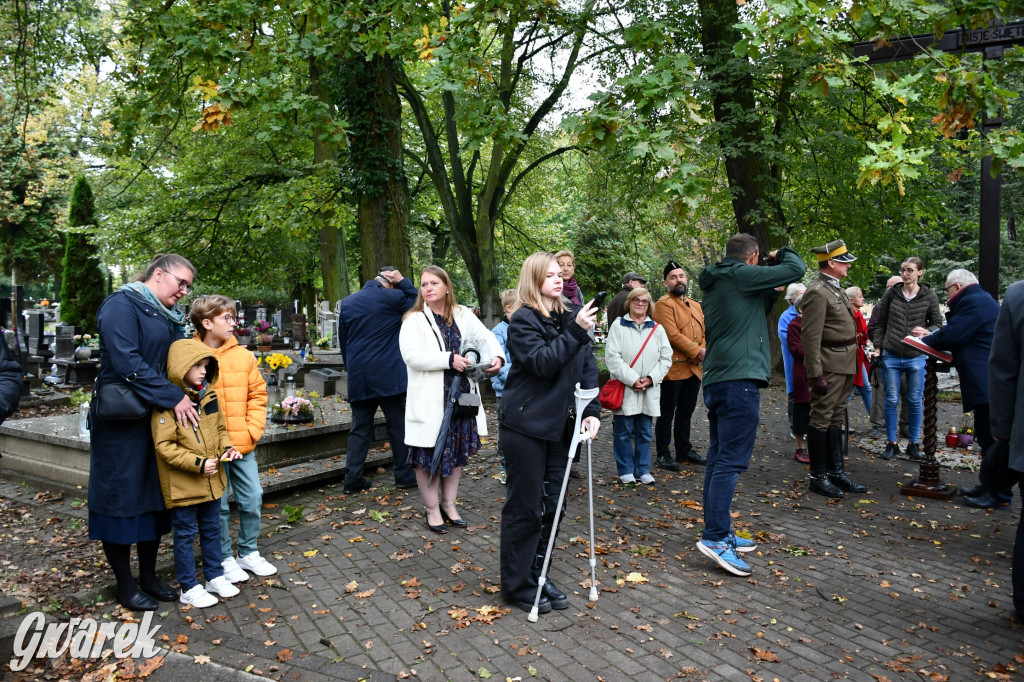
[901,335,953,363]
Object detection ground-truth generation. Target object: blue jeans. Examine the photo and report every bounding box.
[701,380,760,542]
[220,450,264,557]
[882,352,925,443]
[613,414,653,477]
[847,365,872,416]
[172,498,224,591]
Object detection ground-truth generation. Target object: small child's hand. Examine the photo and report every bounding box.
[202,459,218,476]
[221,447,242,462]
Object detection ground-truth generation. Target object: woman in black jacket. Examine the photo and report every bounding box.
[871,257,941,461]
[499,252,601,614]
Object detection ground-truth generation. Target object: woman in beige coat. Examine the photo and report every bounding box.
[605,288,673,484]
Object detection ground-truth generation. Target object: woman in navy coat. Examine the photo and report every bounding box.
[89,254,199,610]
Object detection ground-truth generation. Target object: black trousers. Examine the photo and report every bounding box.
[655,376,701,459]
[345,393,415,488]
[499,426,572,601]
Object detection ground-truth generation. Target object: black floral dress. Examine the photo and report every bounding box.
[407,312,480,476]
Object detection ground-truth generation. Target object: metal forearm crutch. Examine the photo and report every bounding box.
[529,383,600,622]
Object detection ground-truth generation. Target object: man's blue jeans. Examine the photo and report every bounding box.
[221,450,263,558]
[882,352,925,443]
[612,414,653,477]
[701,380,760,542]
[172,498,223,592]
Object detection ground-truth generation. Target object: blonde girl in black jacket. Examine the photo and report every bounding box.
[498,252,601,615]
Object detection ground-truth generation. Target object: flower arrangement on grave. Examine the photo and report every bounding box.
[68,388,91,408]
[253,319,275,348]
[315,334,331,349]
[73,334,96,348]
[271,389,320,424]
[258,352,293,372]
[234,326,253,338]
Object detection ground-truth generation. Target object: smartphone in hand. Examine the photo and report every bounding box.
[591,290,608,311]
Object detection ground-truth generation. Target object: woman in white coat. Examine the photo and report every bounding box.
[605,288,672,484]
[400,266,505,533]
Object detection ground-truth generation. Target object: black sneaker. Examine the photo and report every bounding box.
[676,449,707,465]
[505,592,551,614]
[960,484,985,498]
[905,442,923,461]
[881,442,900,461]
[344,477,372,494]
[656,457,681,472]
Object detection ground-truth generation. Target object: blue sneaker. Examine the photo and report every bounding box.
[696,539,752,577]
[730,532,757,554]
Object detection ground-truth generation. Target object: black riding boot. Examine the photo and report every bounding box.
[807,427,844,498]
[532,554,569,610]
[827,428,867,493]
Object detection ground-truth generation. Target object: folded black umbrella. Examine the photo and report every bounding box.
[431,378,463,480]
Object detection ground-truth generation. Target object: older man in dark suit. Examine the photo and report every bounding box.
[922,269,1008,509]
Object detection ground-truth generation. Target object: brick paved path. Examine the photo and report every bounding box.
[59,387,1024,680]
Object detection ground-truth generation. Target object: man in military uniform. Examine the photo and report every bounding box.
[801,239,867,498]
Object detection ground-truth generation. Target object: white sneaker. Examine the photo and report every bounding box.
[180,584,218,608]
[206,575,240,598]
[221,556,250,584]
[619,474,637,484]
[236,551,278,577]
[639,473,656,485]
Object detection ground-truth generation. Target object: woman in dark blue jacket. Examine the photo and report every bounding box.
[89,254,199,610]
[499,252,601,615]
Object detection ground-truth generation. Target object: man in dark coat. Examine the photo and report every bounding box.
[337,266,418,493]
[987,279,1024,620]
[605,272,647,325]
[922,269,1010,508]
[0,331,23,424]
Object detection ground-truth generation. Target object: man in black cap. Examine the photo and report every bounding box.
[801,239,866,498]
[605,272,648,325]
[652,260,706,470]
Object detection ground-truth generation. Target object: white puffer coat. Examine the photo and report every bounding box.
[604,316,672,417]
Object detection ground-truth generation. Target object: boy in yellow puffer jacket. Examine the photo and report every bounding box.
[189,295,274,582]
[153,338,243,608]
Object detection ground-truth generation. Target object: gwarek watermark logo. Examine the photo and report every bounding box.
[8,611,162,672]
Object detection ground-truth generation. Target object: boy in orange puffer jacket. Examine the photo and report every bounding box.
[190,295,274,581]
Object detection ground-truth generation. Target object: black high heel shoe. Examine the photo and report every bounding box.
[425,509,447,534]
[440,508,467,528]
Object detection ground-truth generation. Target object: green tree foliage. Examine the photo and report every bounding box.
[398,0,617,322]
[60,176,106,333]
[0,0,106,290]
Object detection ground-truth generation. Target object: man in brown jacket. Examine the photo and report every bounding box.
[652,260,706,470]
[801,239,867,498]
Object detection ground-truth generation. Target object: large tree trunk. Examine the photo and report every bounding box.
[341,54,410,284]
[697,0,785,250]
[308,30,348,308]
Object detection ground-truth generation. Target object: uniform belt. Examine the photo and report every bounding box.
[824,337,858,347]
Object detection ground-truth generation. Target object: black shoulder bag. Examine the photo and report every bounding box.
[424,310,480,418]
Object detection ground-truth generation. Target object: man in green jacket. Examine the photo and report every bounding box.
[695,233,805,577]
